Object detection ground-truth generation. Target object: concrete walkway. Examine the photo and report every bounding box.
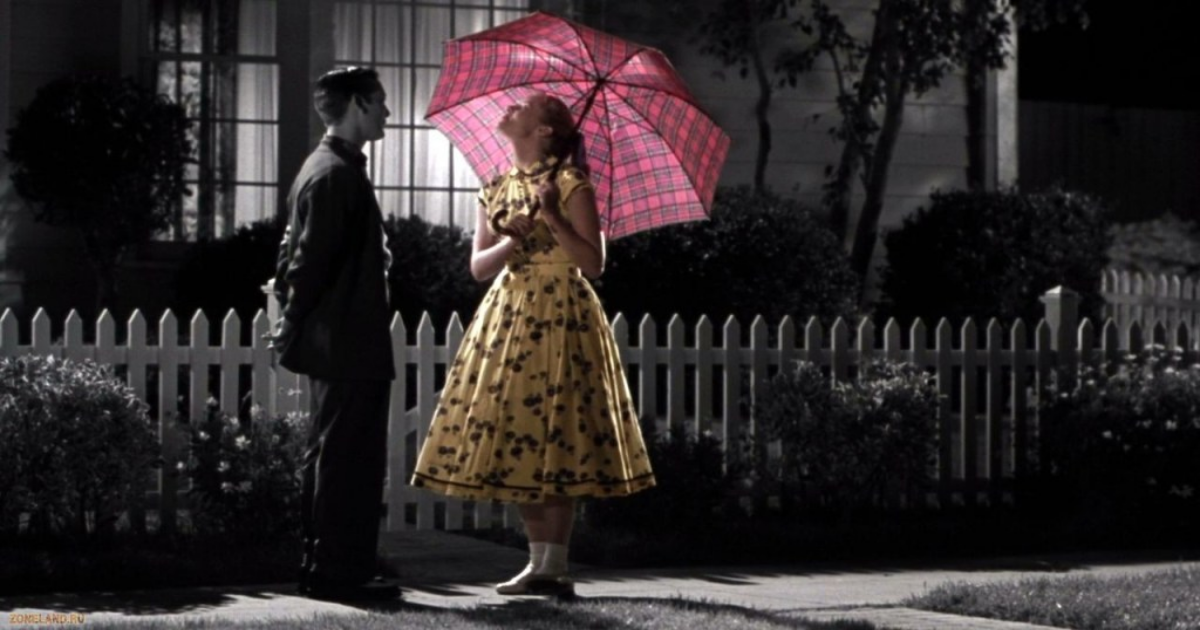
[2,530,1196,629]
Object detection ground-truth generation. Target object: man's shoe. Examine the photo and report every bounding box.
[303,573,402,602]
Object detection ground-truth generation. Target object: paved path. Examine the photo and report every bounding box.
[2,531,1196,629]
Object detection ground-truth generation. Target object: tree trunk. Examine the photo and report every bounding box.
[749,1,773,193]
[828,0,895,249]
[850,74,909,287]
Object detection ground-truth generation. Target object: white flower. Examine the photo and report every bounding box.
[234,435,251,450]
[1165,421,1178,431]
[225,414,239,428]
[1101,430,1113,440]
[249,404,265,421]
[217,461,231,473]
[1169,485,1195,499]
[238,481,253,493]
[197,431,210,442]
[176,461,187,472]
[221,481,234,493]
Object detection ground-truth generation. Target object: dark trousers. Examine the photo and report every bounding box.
[300,378,391,583]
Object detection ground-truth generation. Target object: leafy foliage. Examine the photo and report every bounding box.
[384,214,484,329]
[176,401,307,542]
[879,187,1111,326]
[0,356,158,540]
[597,186,860,326]
[581,421,739,534]
[756,360,938,512]
[1039,347,1200,523]
[173,219,283,322]
[4,75,193,307]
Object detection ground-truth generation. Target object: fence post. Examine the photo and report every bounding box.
[1040,286,1079,390]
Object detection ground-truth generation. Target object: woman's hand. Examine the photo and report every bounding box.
[505,213,536,239]
[536,180,563,221]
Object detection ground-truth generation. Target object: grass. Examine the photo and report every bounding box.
[79,597,877,630]
[907,565,1200,630]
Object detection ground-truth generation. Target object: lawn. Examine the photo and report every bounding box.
[79,598,878,630]
[907,565,1200,630]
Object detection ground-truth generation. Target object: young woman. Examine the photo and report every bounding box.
[411,92,655,596]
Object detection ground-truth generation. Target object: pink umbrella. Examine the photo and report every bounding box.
[425,11,731,239]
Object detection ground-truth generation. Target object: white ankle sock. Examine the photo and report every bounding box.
[528,542,548,572]
[539,543,569,576]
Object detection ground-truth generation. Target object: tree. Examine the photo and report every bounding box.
[5,75,193,311]
[697,0,1087,296]
[698,0,791,193]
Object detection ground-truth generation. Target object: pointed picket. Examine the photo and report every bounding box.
[190,311,211,426]
[694,316,714,438]
[1100,319,1121,375]
[1077,319,1096,371]
[777,316,796,372]
[883,318,903,363]
[959,318,978,497]
[803,316,823,365]
[31,308,54,356]
[665,315,686,433]
[1009,318,1030,480]
[387,313,412,531]
[96,309,118,365]
[748,315,769,440]
[126,309,149,533]
[1126,320,1145,354]
[855,317,875,369]
[721,316,741,465]
[158,310,181,534]
[414,312,437,532]
[910,318,930,369]
[219,311,241,416]
[64,310,88,362]
[611,313,629,366]
[985,319,1004,492]
[934,318,954,504]
[250,310,272,415]
[829,318,849,382]
[0,309,17,355]
[638,314,657,424]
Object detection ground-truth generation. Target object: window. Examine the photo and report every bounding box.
[333,0,529,230]
[147,0,279,240]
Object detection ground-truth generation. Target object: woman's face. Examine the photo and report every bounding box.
[498,94,550,139]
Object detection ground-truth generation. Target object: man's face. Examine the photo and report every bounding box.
[358,88,390,142]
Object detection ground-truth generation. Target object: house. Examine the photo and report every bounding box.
[0,0,1014,323]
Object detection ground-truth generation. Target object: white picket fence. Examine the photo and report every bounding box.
[1,286,1189,533]
[1102,269,1200,347]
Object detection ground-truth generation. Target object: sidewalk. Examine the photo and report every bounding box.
[2,530,1197,629]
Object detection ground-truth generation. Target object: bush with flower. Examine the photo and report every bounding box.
[177,400,308,541]
[756,360,939,514]
[0,356,158,540]
[1039,345,1200,522]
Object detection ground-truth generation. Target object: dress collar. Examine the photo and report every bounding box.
[509,155,559,180]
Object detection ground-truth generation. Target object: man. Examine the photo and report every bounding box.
[271,66,398,601]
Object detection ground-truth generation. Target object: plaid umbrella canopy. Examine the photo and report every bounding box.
[425,11,731,239]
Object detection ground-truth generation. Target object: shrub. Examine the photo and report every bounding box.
[384,214,484,329]
[756,360,938,513]
[172,219,283,322]
[0,356,158,539]
[597,186,860,326]
[176,401,307,542]
[580,421,740,534]
[880,187,1111,326]
[1039,346,1200,524]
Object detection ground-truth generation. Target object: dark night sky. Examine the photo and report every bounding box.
[1018,1,1198,110]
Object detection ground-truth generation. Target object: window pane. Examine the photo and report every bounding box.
[334,2,373,63]
[414,6,451,65]
[376,66,407,124]
[236,63,279,121]
[495,10,527,26]
[454,8,491,38]
[374,3,407,64]
[180,61,203,118]
[452,190,478,232]
[157,61,179,102]
[235,123,278,183]
[494,0,529,9]
[153,0,178,52]
[413,129,451,188]
[233,185,278,227]
[414,190,451,226]
[413,68,440,126]
[374,127,410,188]
[180,0,203,54]
[378,189,409,220]
[452,146,480,189]
[238,0,276,56]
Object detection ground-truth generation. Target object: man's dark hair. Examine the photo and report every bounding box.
[314,67,382,125]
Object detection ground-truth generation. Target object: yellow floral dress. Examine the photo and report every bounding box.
[411,157,655,503]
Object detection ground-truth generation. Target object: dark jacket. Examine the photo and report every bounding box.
[273,135,395,381]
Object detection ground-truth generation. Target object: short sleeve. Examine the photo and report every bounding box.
[556,167,593,204]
